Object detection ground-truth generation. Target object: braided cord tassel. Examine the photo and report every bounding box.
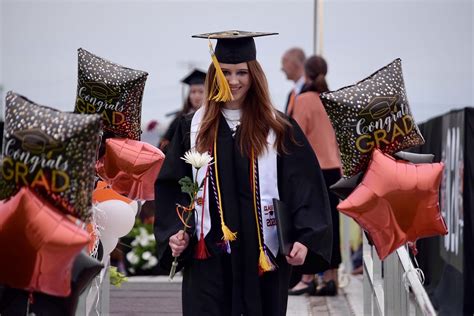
[251,148,276,274]
[211,127,237,241]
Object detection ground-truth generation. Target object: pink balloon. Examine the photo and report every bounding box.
[0,188,89,296]
[96,138,165,200]
[337,149,448,260]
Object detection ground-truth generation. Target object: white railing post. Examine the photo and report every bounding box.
[396,247,437,316]
[362,235,437,316]
[363,234,384,315]
[363,236,373,314]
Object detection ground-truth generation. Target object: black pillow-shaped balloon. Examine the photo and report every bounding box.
[393,151,434,164]
[0,253,103,316]
[0,288,66,316]
[0,91,102,222]
[70,252,103,296]
[63,251,103,315]
[329,172,364,200]
[320,58,425,177]
[74,48,148,141]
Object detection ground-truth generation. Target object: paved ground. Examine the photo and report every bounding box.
[110,277,182,316]
[110,274,363,316]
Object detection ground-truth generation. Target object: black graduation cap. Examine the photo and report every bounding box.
[12,128,64,155]
[359,96,398,119]
[192,30,278,64]
[181,69,206,85]
[84,81,120,99]
[192,30,278,102]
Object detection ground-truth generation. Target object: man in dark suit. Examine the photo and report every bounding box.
[281,47,306,117]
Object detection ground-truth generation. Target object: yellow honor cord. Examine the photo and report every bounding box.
[213,127,237,241]
[251,148,274,272]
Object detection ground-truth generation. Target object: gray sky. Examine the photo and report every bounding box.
[1,0,472,139]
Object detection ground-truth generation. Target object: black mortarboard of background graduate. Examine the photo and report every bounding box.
[181,69,207,86]
[192,30,278,102]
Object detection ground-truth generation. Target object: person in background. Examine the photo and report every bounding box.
[0,121,3,150]
[289,55,342,296]
[158,69,206,152]
[154,31,333,315]
[281,47,306,117]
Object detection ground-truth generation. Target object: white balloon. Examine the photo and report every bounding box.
[100,236,119,258]
[129,200,139,216]
[95,200,136,238]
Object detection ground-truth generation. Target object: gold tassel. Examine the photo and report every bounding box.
[213,128,237,242]
[221,223,237,241]
[258,248,275,273]
[208,40,233,102]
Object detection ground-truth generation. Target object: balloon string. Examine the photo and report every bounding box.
[94,275,101,316]
[90,205,103,258]
[412,254,425,285]
[402,251,426,293]
[26,292,33,316]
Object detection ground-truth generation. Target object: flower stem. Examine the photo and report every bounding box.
[169,196,196,280]
[169,166,205,280]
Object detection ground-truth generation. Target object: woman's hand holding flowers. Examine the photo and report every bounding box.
[169,230,190,257]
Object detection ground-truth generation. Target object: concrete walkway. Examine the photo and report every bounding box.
[110,274,363,315]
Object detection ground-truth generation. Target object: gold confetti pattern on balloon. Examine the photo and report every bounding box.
[0,91,102,222]
[74,48,148,141]
[320,59,425,177]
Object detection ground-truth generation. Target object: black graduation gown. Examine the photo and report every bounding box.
[154,113,332,316]
[162,115,180,143]
[158,115,180,154]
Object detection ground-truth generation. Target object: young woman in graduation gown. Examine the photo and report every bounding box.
[154,31,333,316]
[158,69,206,153]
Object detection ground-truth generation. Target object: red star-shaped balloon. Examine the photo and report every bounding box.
[0,188,90,296]
[96,138,165,200]
[337,149,448,260]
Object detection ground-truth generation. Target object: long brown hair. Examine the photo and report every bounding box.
[196,60,291,157]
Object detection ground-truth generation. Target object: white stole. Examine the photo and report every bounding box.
[190,107,280,257]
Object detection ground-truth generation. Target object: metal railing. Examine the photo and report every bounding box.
[363,236,437,316]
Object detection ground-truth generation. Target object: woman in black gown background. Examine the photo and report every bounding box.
[158,69,206,153]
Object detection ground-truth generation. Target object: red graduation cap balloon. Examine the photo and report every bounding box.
[96,138,165,200]
[1,91,102,222]
[0,188,90,297]
[74,48,148,142]
[320,59,425,177]
[337,149,448,260]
